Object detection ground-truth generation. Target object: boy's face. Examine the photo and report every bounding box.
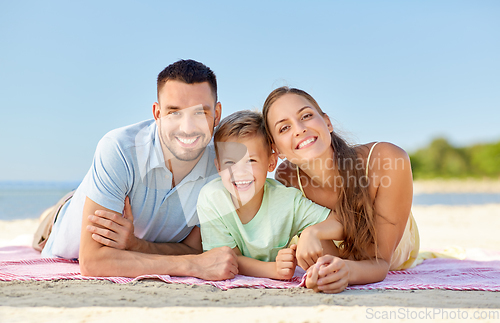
[215,135,277,208]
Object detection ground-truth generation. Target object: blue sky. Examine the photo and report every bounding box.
[1,0,499,181]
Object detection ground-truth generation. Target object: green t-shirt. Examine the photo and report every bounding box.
[197,178,331,262]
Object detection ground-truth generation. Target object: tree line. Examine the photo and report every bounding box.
[409,138,500,179]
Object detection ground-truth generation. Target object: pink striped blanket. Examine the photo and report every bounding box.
[1,246,499,291]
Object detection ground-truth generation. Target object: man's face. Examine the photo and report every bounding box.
[154,80,221,162]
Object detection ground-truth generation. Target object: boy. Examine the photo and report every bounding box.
[197,110,342,280]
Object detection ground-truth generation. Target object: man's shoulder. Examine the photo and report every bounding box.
[101,119,156,148]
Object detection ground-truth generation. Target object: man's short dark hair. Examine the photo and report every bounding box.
[157,59,218,102]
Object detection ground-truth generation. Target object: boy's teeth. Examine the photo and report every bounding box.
[234,181,252,185]
[298,138,315,149]
[178,137,197,144]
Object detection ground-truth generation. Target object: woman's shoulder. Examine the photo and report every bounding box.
[357,141,409,160]
[274,160,300,189]
[358,141,411,175]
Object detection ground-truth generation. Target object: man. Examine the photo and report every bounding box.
[39,59,238,280]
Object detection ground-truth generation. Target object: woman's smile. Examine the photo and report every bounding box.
[296,136,318,150]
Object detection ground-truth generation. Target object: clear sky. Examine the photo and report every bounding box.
[1,0,499,181]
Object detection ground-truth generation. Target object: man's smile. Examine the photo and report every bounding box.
[175,136,201,147]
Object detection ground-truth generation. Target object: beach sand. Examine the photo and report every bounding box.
[413,178,500,194]
[1,195,500,321]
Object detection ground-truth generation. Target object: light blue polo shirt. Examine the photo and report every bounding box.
[42,119,219,259]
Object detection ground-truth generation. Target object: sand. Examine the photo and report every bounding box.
[1,189,500,322]
[413,178,500,194]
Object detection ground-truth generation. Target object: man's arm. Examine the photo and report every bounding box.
[79,197,238,279]
[86,197,202,255]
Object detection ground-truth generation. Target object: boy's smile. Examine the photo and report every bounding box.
[233,180,254,191]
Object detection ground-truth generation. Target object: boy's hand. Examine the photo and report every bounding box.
[296,227,323,270]
[275,245,297,280]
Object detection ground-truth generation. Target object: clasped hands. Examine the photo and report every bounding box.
[294,227,350,294]
[273,227,349,293]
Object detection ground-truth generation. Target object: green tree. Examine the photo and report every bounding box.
[409,137,500,179]
[468,142,500,177]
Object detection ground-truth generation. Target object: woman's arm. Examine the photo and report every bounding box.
[367,142,413,269]
[295,211,344,269]
[311,142,414,292]
[305,255,390,293]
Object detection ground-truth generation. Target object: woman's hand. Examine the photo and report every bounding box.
[86,196,139,251]
[296,227,323,270]
[275,245,297,280]
[305,264,320,292]
[309,255,350,294]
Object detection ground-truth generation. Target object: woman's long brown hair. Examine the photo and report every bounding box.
[263,87,377,261]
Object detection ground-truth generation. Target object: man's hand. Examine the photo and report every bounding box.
[86,196,139,251]
[275,245,297,280]
[190,246,239,280]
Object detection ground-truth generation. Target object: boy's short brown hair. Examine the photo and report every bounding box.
[214,110,272,159]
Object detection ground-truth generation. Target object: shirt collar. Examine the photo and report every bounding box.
[151,124,166,170]
[135,121,168,183]
[182,140,216,183]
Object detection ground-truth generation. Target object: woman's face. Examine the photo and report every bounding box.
[266,93,334,165]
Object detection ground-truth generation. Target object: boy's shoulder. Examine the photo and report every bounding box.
[199,177,226,198]
[264,178,302,199]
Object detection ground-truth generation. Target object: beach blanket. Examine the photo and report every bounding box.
[1,246,499,291]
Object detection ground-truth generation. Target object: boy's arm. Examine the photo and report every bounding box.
[79,197,238,279]
[233,247,296,280]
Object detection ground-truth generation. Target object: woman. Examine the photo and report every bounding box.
[262,87,419,293]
